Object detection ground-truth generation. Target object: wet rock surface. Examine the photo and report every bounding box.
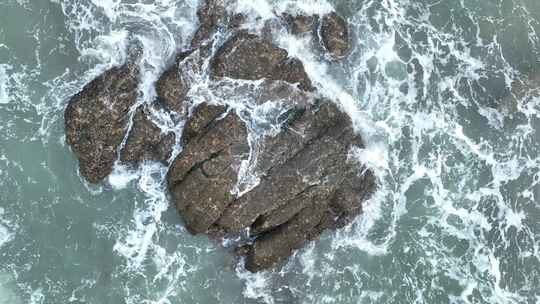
[282,12,351,59]
[64,63,139,183]
[211,32,315,91]
[190,0,245,48]
[213,101,375,271]
[167,103,248,234]
[64,0,374,272]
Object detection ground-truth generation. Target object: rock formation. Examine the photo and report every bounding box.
[64,0,374,272]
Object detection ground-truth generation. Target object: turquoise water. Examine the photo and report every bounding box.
[0,0,539,303]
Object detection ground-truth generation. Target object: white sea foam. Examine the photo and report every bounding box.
[0,208,13,249]
[108,164,139,190]
[236,264,274,304]
[0,64,9,104]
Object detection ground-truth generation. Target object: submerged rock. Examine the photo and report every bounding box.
[167,100,376,271]
[320,12,350,58]
[282,12,351,59]
[64,63,139,183]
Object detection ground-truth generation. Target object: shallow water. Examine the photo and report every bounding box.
[0,0,539,303]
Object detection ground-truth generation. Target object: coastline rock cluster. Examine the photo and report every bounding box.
[64,0,375,271]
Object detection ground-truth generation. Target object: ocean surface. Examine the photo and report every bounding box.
[0,0,539,303]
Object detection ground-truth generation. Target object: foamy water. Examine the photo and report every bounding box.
[0,0,539,303]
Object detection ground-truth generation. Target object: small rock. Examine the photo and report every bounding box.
[320,12,350,58]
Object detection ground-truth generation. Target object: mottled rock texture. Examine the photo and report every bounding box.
[65,63,139,183]
[282,13,318,35]
[211,32,315,91]
[155,51,194,114]
[320,12,351,58]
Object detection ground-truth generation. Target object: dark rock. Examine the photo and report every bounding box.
[282,13,318,35]
[273,58,315,91]
[167,103,249,234]
[166,100,376,271]
[64,3,375,272]
[64,63,139,183]
[120,105,175,164]
[211,32,315,91]
[191,0,245,48]
[155,51,194,114]
[191,0,228,48]
[181,103,227,143]
[212,32,287,79]
[320,12,350,58]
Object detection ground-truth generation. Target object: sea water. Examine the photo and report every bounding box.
[0,0,539,303]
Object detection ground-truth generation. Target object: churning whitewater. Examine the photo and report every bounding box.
[0,0,539,303]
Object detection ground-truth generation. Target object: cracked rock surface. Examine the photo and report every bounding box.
[64,63,139,183]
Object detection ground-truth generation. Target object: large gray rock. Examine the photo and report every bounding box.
[167,101,376,271]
